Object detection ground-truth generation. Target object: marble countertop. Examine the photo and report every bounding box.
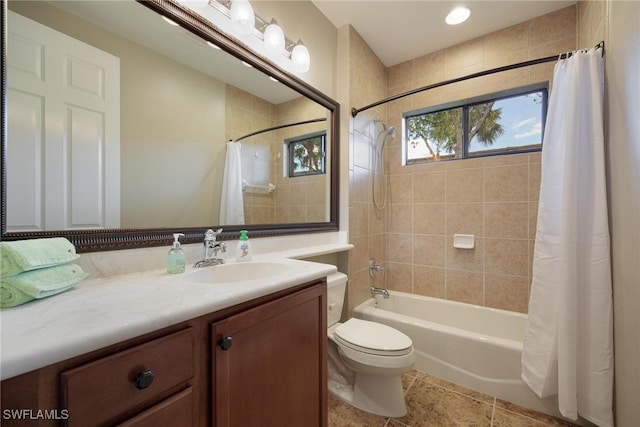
[0,256,337,381]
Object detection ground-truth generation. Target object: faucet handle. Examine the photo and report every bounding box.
[368,259,384,277]
[204,228,223,242]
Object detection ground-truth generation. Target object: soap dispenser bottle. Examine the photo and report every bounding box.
[235,230,253,262]
[167,233,186,274]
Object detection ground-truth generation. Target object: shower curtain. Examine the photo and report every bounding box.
[521,47,613,427]
[219,141,245,225]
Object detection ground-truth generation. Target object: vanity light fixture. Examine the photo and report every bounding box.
[263,19,285,57]
[445,6,471,25]
[230,0,255,36]
[289,40,310,73]
[201,0,311,73]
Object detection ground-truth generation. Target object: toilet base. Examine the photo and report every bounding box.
[327,325,413,418]
[351,372,407,418]
[328,366,408,418]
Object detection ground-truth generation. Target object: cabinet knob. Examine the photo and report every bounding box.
[134,369,155,390]
[219,336,233,351]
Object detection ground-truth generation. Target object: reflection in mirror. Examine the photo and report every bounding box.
[2,0,339,251]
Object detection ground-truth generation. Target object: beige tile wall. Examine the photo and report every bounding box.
[383,153,541,313]
[225,86,328,224]
[347,6,577,314]
[577,1,607,47]
[226,85,276,224]
[274,97,330,224]
[347,26,389,314]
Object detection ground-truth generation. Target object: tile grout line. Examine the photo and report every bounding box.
[490,396,497,426]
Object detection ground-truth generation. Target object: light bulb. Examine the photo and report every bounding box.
[263,20,285,57]
[230,0,255,36]
[291,43,310,73]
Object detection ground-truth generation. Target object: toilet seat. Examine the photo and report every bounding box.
[334,318,413,356]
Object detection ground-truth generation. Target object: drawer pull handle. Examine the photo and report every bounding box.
[219,336,233,351]
[134,370,155,390]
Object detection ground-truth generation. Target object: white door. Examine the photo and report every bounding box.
[7,11,120,231]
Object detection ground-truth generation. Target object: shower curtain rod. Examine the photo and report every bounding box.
[234,117,327,142]
[351,41,605,118]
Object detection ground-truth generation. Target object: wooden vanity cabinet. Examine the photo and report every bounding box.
[212,282,327,426]
[0,279,327,427]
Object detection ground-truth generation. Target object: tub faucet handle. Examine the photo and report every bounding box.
[369,259,384,277]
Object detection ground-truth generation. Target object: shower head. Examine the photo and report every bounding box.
[373,120,397,137]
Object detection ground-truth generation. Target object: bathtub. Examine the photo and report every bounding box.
[353,291,565,419]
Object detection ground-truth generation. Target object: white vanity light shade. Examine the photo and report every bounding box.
[264,21,285,56]
[445,6,471,25]
[291,43,310,73]
[230,0,255,36]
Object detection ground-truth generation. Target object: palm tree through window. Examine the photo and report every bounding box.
[404,84,548,163]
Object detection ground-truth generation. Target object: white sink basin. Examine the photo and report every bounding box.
[184,261,286,284]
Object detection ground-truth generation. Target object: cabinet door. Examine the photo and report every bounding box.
[212,284,327,427]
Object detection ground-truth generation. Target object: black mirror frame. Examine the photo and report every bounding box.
[0,0,339,252]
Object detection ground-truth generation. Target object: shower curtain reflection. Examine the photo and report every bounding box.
[219,141,245,225]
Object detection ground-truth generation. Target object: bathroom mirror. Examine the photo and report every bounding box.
[1,0,339,251]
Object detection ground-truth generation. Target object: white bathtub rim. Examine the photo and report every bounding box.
[356,301,524,354]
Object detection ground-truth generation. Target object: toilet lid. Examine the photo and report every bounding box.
[334,318,413,356]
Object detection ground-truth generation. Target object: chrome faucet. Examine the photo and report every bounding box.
[370,287,390,298]
[368,259,384,277]
[194,228,226,268]
[368,259,389,298]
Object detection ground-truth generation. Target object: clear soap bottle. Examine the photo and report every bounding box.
[167,233,186,274]
[235,230,253,262]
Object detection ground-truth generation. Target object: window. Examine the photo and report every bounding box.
[285,131,326,177]
[404,84,548,163]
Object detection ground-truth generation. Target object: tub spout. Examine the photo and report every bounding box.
[371,287,390,298]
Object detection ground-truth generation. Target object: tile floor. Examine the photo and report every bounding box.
[328,370,578,427]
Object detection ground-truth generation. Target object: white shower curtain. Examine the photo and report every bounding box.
[521,47,613,427]
[219,141,245,225]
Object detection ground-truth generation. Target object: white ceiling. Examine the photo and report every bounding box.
[311,0,576,67]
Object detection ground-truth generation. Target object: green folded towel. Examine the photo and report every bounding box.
[0,283,35,308]
[1,263,88,308]
[1,238,79,277]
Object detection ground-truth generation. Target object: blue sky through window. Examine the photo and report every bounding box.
[469,93,543,154]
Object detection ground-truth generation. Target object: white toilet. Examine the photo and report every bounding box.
[327,272,415,417]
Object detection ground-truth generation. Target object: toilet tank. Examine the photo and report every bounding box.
[327,272,348,327]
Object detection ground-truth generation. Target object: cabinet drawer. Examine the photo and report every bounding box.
[117,387,193,427]
[61,328,194,427]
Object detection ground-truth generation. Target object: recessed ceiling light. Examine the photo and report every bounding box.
[446,6,471,25]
